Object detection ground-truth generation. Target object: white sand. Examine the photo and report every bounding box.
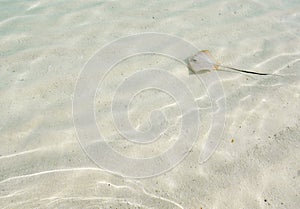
[0,0,299,208]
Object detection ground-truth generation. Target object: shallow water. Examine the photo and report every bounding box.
[0,0,300,208]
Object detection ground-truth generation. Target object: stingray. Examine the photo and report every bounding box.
[187,50,273,76]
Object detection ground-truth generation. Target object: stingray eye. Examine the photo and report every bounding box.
[192,58,197,61]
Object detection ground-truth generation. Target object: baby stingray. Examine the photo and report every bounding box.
[187,50,273,76]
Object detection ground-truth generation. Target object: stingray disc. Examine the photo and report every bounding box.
[187,50,220,73]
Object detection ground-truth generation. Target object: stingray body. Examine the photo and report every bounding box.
[187,50,271,76]
[188,50,220,73]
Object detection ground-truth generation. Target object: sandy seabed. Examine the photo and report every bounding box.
[0,0,299,208]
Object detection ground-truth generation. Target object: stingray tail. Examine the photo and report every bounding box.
[220,65,272,76]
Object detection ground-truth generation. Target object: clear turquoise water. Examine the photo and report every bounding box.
[0,0,299,208]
